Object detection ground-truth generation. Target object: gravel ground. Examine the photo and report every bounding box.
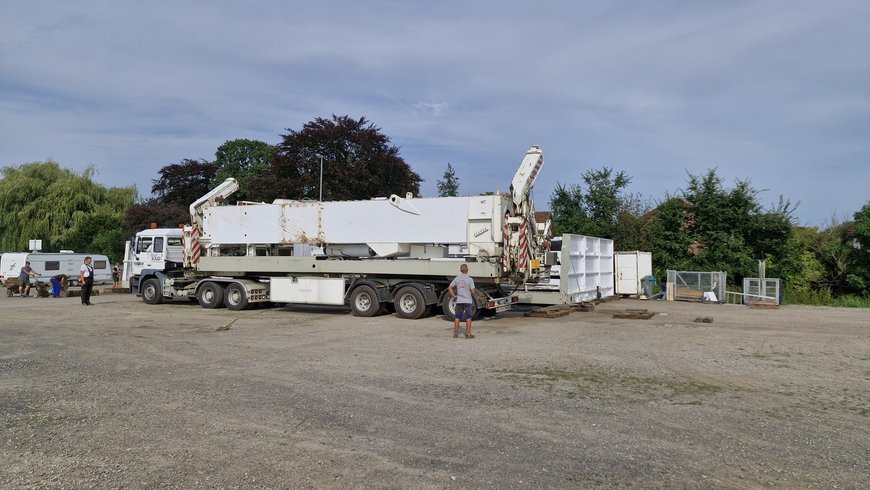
[1,292,868,488]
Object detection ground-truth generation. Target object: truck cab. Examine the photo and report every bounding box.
[126,228,185,292]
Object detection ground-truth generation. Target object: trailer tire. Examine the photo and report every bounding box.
[350,285,382,317]
[224,283,249,311]
[441,295,479,322]
[197,281,225,309]
[142,278,164,305]
[394,286,427,319]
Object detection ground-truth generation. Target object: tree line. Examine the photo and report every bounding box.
[549,167,869,303]
[1,115,866,304]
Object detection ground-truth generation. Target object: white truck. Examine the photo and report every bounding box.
[127,146,553,320]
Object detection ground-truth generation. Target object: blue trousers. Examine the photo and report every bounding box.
[50,277,62,297]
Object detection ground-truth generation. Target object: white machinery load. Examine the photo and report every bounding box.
[198,195,502,259]
[513,234,615,305]
[128,145,553,320]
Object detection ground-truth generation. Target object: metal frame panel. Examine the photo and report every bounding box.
[666,270,726,302]
[517,234,614,304]
[197,256,504,282]
[742,277,781,304]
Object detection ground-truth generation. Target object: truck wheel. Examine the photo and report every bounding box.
[350,285,382,317]
[142,278,164,305]
[197,281,225,309]
[394,286,427,319]
[441,295,479,321]
[224,283,249,311]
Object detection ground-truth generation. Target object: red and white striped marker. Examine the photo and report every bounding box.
[188,226,201,265]
[517,217,528,272]
[502,218,511,272]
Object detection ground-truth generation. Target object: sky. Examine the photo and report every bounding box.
[1,0,868,226]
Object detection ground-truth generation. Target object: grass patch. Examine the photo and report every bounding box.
[784,288,870,308]
[831,295,870,308]
[494,366,722,401]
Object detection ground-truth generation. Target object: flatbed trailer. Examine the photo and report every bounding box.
[128,145,551,321]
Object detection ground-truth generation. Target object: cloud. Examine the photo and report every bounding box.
[1,1,868,224]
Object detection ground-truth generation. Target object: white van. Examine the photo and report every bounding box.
[0,252,113,287]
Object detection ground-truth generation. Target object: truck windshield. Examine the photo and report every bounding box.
[136,237,153,253]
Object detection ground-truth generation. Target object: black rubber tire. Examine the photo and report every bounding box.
[142,278,164,305]
[441,295,479,322]
[224,283,249,311]
[393,286,427,319]
[350,285,382,317]
[197,281,225,309]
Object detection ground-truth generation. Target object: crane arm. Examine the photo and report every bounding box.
[189,178,239,230]
[511,145,544,207]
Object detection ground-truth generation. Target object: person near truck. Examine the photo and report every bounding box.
[79,256,95,305]
[50,274,69,298]
[112,262,122,288]
[448,263,477,339]
[18,261,39,297]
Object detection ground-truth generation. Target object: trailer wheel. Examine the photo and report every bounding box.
[142,278,164,305]
[224,283,249,311]
[394,286,427,319]
[441,295,479,321]
[350,285,382,317]
[197,281,225,309]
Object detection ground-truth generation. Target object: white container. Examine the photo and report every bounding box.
[515,234,614,304]
[614,251,653,296]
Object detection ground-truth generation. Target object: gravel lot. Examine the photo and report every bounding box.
[1,292,868,488]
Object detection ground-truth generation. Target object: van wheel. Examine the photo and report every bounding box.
[224,283,249,311]
[350,285,382,317]
[198,282,225,309]
[394,286,427,319]
[142,278,164,305]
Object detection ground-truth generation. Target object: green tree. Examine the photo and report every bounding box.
[213,139,274,202]
[0,161,135,260]
[151,158,217,205]
[549,167,641,248]
[250,115,422,201]
[782,226,830,299]
[122,199,190,239]
[124,158,217,237]
[648,197,693,277]
[650,169,795,286]
[436,162,460,197]
[846,203,870,294]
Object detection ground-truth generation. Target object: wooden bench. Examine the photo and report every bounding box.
[674,287,705,302]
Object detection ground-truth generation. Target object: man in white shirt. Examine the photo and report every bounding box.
[79,256,95,305]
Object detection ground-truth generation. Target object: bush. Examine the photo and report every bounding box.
[783,288,833,306]
[830,295,870,308]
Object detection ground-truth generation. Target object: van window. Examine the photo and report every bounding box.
[94,260,107,269]
[153,237,164,253]
[167,237,183,247]
[45,261,60,271]
[137,237,153,253]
